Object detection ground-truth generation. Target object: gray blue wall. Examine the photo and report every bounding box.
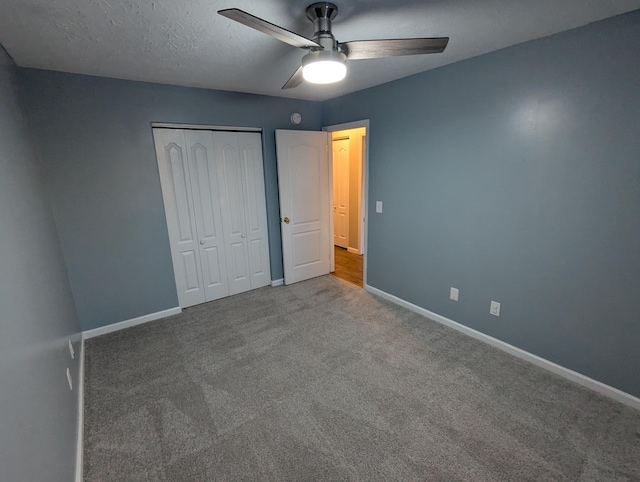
[0,47,80,482]
[323,11,640,397]
[19,71,323,330]
[14,10,640,398]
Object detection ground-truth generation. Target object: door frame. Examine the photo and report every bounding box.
[151,122,262,132]
[152,123,269,307]
[323,119,370,286]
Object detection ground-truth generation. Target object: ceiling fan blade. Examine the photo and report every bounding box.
[218,8,322,49]
[282,66,304,90]
[340,38,449,60]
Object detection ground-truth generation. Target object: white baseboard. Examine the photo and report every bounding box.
[83,306,182,339]
[75,336,85,482]
[365,284,640,411]
[347,247,361,255]
[271,278,284,287]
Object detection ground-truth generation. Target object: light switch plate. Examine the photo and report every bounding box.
[450,287,459,301]
[376,201,383,213]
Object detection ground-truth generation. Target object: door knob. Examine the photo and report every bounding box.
[200,239,205,245]
[283,217,290,224]
[241,234,245,238]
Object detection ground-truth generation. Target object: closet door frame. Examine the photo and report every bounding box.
[152,124,269,308]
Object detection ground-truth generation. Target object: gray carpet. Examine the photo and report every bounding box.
[83,276,640,481]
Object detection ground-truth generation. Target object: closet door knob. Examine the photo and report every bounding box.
[283,217,290,224]
[200,239,205,245]
[241,234,245,238]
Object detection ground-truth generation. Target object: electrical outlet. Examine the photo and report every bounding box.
[450,287,459,301]
[66,367,73,391]
[68,339,74,359]
[490,301,501,317]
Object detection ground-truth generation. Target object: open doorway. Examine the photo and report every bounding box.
[275,121,368,288]
[328,125,367,288]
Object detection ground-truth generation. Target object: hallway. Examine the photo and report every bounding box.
[332,246,363,288]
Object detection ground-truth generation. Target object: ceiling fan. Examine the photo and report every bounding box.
[218,2,449,89]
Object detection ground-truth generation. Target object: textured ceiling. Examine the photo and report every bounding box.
[1,0,639,101]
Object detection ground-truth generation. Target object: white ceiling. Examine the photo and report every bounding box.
[1,0,639,102]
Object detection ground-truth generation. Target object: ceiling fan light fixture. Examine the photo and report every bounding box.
[302,50,347,84]
[219,4,449,91]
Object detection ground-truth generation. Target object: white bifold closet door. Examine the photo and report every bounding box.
[153,128,271,308]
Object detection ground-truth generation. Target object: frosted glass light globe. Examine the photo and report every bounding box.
[301,50,347,84]
[303,60,347,84]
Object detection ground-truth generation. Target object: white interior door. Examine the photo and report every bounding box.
[154,127,271,307]
[213,131,253,295]
[276,130,330,285]
[332,138,349,249]
[236,132,272,289]
[183,130,230,302]
[153,128,207,307]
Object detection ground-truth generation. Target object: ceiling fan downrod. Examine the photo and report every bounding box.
[306,2,339,50]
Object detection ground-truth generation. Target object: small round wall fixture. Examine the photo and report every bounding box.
[290,112,302,125]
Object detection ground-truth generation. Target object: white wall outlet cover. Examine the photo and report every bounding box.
[490,301,501,316]
[375,201,383,213]
[66,367,73,391]
[68,339,74,359]
[450,287,459,301]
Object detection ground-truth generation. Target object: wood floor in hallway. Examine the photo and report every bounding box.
[332,246,363,288]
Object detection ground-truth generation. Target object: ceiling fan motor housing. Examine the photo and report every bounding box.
[302,49,346,68]
[307,2,339,50]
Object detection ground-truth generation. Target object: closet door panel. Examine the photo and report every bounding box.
[213,132,252,296]
[168,147,195,243]
[225,145,247,237]
[191,143,217,237]
[250,239,267,280]
[152,129,205,307]
[184,131,230,301]
[181,251,201,291]
[230,241,249,279]
[202,246,224,287]
[238,132,271,288]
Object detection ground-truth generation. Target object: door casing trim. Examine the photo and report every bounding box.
[323,120,370,286]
